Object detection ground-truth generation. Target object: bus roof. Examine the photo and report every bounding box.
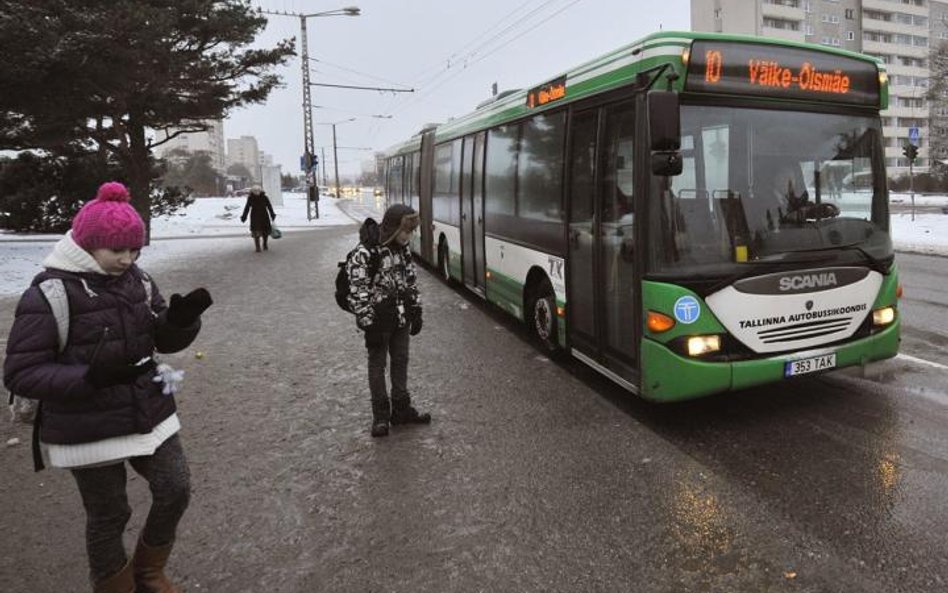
[384,31,885,153]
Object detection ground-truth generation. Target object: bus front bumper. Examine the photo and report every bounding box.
[639,319,900,402]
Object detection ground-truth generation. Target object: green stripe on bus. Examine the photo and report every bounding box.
[641,319,899,402]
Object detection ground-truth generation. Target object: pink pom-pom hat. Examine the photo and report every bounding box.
[71,182,145,251]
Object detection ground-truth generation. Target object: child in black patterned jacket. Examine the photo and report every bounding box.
[346,204,430,437]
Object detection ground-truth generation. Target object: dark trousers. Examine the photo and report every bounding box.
[70,434,191,583]
[367,325,411,418]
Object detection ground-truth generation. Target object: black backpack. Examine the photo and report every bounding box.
[335,218,380,313]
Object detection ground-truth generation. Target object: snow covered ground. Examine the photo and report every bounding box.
[0,192,353,298]
[0,191,946,299]
[889,192,948,256]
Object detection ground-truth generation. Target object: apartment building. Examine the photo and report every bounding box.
[227,135,261,182]
[154,119,227,173]
[692,0,948,174]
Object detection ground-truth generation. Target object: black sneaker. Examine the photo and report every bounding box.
[390,405,431,425]
[371,421,390,437]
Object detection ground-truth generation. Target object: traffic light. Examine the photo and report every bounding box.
[902,142,918,163]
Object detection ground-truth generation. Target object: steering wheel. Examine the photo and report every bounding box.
[806,202,840,219]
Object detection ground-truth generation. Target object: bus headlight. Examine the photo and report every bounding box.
[872,306,896,327]
[686,335,721,357]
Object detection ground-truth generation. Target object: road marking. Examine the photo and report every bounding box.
[897,353,948,372]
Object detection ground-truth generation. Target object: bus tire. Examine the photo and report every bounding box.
[438,239,451,282]
[530,278,558,352]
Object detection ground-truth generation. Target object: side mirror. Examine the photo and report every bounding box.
[647,90,683,176]
[651,152,683,176]
[647,90,680,150]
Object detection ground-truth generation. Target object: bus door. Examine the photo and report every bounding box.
[567,100,638,380]
[418,129,436,264]
[460,133,486,294]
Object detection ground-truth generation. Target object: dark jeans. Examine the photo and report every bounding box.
[367,324,411,416]
[70,434,191,583]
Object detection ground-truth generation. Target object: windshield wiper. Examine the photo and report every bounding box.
[767,243,890,273]
[754,251,836,264]
[837,244,891,274]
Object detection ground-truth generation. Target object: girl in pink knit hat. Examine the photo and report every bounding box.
[4,181,213,593]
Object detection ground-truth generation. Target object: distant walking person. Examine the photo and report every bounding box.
[3,181,213,593]
[240,185,276,252]
[346,204,430,437]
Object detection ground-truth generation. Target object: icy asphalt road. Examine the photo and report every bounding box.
[0,216,947,593]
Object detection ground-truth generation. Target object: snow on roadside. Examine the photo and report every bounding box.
[1,191,946,299]
[0,193,355,298]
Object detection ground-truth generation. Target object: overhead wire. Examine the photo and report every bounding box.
[384,0,583,120]
[309,57,413,90]
[404,0,542,87]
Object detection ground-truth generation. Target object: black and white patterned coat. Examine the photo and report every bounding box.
[346,241,420,332]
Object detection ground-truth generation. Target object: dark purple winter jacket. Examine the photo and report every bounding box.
[3,265,199,445]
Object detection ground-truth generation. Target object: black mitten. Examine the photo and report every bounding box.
[86,359,156,389]
[409,308,423,336]
[167,288,213,328]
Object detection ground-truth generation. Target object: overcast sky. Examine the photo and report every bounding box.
[227,0,692,179]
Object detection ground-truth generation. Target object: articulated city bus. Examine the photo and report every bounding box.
[381,31,899,401]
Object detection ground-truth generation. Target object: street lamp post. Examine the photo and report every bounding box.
[257,6,360,220]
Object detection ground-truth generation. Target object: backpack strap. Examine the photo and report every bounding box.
[37,278,69,353]
[30,278,69,472]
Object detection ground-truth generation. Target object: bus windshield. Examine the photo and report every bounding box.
[650,105,892,278]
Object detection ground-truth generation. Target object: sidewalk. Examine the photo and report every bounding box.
[0,223,377,589]
[1,216,605,592]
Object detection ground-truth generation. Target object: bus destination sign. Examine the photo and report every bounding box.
[527,76,567,108]
[685,41,880,107]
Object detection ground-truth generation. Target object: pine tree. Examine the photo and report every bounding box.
[0,0,294,237]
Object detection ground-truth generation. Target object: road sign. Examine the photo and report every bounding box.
[909,126,919,146]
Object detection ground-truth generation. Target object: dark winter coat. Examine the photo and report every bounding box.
[241,192,275,235]
[345,218,421,332]
[3,265,199,445]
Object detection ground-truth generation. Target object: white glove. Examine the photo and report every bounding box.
[152,363,185,396]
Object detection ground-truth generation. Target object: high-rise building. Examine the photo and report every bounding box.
[692,0,947,173]
[154,119,226,173]
[227,136,261,182]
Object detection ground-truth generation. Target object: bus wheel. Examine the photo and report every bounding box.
[438,240,451,282]
[531,279,558,352]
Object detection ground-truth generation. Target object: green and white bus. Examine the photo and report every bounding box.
[381,31,900,402]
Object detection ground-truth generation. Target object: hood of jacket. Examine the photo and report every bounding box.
[359,217,380,247]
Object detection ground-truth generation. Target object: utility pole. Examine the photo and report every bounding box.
[333,124,341,200]
[256,7,361,219]
[299,16,317,219]
[321,147,327,187]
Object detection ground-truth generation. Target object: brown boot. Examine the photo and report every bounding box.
[133,537,181,593]
[93,559,134,593]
